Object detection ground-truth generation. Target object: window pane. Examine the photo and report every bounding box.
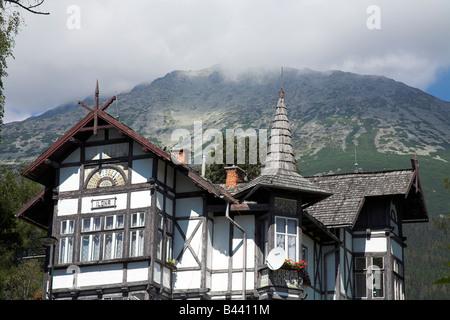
[158,214,163,229]
[105,216,114,230]
[373,272,384,298]
[276,234,285,250]
[138,230,144,256]
[355,273,366,297]
[166,198,173,216]
[166,235,172,260]
[131,213,138,227]
[81,236,90,261]
[92,235,100,260]
[115,232,123,258]
[156,231,162,260]
[355,257,366,270]
[373,257,384,269]
[59,239,66,263]
[130,231,137,257]
[116,215,124,228]
[104,233,112,259]
[130,230,144,257]
[82,218,91,232]
[276,217,286,233]
[287,219,297,235]
[287,235,296,260]
[93,217,101,231]
[61,220,67,233]
[156,192,163,210]
[67,237,73,263]
[166,218,173,233]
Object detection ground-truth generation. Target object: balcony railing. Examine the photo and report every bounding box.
[258,267,307,299]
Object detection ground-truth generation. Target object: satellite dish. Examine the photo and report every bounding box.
[266,247,286,270]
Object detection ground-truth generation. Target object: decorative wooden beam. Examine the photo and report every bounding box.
[77,81,116,135]
[99,96,117,112]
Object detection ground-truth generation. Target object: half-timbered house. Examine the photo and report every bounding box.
[17,82,428,300]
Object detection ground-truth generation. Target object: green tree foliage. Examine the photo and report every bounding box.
[431,176,450,286]
[0,1,48,132]
[0,165,44,299]
[202,135,262,184]
[0,0,21,130]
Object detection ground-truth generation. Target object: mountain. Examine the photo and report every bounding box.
[1,66,449,299]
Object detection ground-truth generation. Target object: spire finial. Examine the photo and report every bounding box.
[279,67,284,99]
[95,79,99,111]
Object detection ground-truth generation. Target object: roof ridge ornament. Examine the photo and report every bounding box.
[78,80,116,135]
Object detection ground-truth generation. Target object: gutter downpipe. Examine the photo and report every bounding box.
[225,202,247,300]
[324,246,339,300]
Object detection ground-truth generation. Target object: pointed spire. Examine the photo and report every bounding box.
[261,80,296,175]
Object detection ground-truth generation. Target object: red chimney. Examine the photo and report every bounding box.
[172,148,188,165]
[225,166,245,187]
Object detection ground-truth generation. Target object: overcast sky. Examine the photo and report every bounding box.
[3,0,450,123]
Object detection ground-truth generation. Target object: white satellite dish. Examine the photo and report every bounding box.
[266,247,286,270]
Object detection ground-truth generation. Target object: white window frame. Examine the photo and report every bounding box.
[275,216,299,261]
[104,231,124,260]
[81,216,101,233]
[130,229,145,257]
[59,236,73,264]
[354,256,385,299]
[131,212,145,228]
[59,219,74,263]
[105,214,124,230]
[130,211,145,257]
[61,219,74,235]
[80,234,100,261]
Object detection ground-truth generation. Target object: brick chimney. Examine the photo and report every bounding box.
[225,166,245,187]
[172,148,188,165]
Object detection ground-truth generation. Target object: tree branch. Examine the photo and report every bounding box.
[4,0,50,15]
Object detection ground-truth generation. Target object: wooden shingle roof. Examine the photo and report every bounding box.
[305,167,428,228]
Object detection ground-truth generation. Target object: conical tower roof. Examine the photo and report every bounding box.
[261,89,296,174]
[233,88,332,204]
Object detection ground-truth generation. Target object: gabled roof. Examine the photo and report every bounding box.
[305,159,428,228]
[18,84,237,228]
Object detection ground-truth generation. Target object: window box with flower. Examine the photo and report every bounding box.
[280,259,311,287]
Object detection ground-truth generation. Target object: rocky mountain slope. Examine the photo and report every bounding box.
[2,66,449,165]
